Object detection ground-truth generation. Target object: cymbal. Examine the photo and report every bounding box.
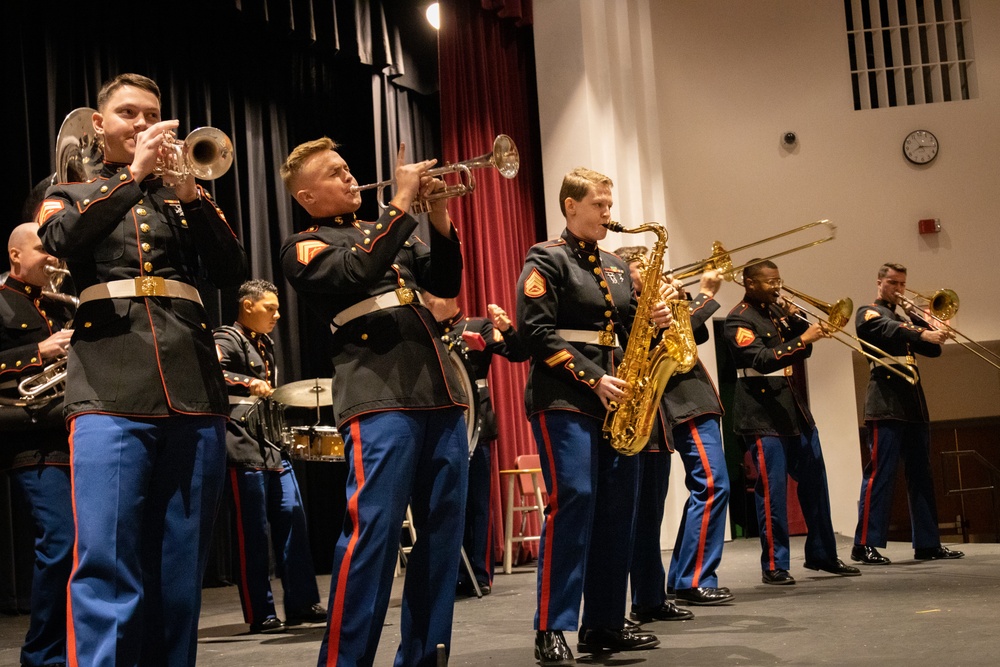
[271,378,334,408]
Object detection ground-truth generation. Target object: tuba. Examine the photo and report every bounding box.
[602,221,698,455]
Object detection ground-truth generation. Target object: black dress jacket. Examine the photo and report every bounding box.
[0,278,71,468]
[516,229,637,420]
[724,297,814,437]
[214,323,282,470]
[855,298,941,423]
[279,208,467,427]
[38,162,247,419]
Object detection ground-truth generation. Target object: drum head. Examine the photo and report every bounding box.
[448,349,481,458]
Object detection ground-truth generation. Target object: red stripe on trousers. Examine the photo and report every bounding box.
[689,421,715,588]
[229,468,255,623]
[536,413,558,630]
[754,437,777,571]
[66,419,79,667]
[860,423,879,545]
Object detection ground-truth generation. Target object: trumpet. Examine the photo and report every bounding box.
[155,126,234,183]
[776,285,919,385]
[897,289,1000,371]
[351,134,519,213]
[664,220,836,288]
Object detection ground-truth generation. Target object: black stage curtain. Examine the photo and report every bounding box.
[3,0,442,602]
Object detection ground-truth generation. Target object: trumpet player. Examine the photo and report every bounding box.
[724,260,860,585]
[851,263,963,565]
[36,73,247,666]
[1,223,74,667]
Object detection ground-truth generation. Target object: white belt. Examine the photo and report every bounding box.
[475,378,489,389]
[229,397,255,405]
[330,288,423,333]
[555,328,619,347]
[78,277,203,306]
[737,367,793,378]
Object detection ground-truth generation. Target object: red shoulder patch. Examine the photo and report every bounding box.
[735,327,755,347]
[36,199,65,225]
[523,268,546,298]
[296,240,329,265]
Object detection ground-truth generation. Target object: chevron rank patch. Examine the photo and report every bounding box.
[36,199,65,225]
[864,309,880,321]
[296,240,329,265]
[544,349,573,367]
[734,327,755,347]
[523,268,546,298]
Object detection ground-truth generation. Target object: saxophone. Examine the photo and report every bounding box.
[602,221,698,455]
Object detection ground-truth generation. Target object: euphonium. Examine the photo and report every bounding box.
[602,221,698,455]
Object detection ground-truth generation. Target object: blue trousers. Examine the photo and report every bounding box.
[629,448,670,609]
[530,411,639,632]
[317,408,468,667]
[228,456,321,625]
[749,428,837,571]
[10,464,74,667]
[854,419,941,549]
[67,413,226,667]
[459,440,494,588]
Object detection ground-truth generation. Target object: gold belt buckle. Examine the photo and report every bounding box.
[905,355,915,366]
[135,276,166,297]
[783,367,794,376]
[395,287,415,305]
[598,331,616,347]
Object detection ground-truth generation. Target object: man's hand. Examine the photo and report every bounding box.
[650,300,674,329]
[487,303,512,332]
[800,322,830,344]
[248,379,274,398]
[388,143,437,213]
[699,269,723,298]
[38,330,73,361]
[594,374,631,410]
[920,328,951,344]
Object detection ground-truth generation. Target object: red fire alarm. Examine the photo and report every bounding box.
[918,218,941,234]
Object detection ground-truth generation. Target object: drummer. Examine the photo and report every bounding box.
[214,279,327,634]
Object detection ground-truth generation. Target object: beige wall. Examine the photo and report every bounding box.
[534,0,1000,542]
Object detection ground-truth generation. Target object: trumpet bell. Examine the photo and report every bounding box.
[489,134,519,179]
[827,297,855,329]
[182,127,234,180]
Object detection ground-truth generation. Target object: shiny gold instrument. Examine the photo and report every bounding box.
[602,221,698,455]
[666,220,837,288]
[898,288,1000,371]
[351,134,519,213]
[777,285,918,385]
[155,127,234,183]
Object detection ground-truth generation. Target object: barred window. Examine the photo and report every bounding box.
[845,0,978,110]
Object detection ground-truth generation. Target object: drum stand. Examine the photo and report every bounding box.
[398,505,483,599]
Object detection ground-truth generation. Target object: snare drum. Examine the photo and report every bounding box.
[289,426,314,459]
[311,425,345,460]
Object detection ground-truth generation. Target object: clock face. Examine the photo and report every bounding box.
[903,130,938,165]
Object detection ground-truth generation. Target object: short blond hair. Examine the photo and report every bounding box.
[558,167,613,217]
[280,137,340,194]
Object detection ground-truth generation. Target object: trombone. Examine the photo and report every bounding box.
[777,285,919,385]
[897,288,1000,371]
[351,134,519,213]
[663,220,837,288]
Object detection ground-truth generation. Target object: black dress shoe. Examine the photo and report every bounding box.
[915,545,965,560]
[623,617,641,630]
[803,558,862,576]
[578,626,660,653]
[534,630,574,665]
[249,616,287,634]
[851,544,891,565]
[286,603,327,624]
[761,569,795,585]
[675,586,735,605]
[630,601,694,622]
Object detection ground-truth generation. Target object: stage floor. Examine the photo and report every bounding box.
[2,535,998,666]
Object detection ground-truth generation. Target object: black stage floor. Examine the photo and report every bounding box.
[2,535,998,666]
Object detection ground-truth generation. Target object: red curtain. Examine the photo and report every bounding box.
[438,0,544,563]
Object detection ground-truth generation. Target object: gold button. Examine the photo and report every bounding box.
[100,185,108,193]
[593,268,601,275]
[568,363,575,369]
[143,262,153,271]
[0,363,5,369]
[363,238,370,245]
[389,209,398,216]
[605,310,612,317]
[761,389,766,393]
[84,322,92,328]
[578,371,585,376]
[376,224,383,229]
[201,323,207,329]
[25,286,33,294]
[136,208,147,216]
[181,220,188,228]
[16,361,22,367]
[31,357,37,363]
[140,223,151,232]
[589,379,596,386]
[600,281,607,287]
[589,255,596,262]
[578,242,585,248]
[142,243,151,252]
[361,333,369,340]
[364,229,371,235]
[21,323,27,328]
[250,361,256,367]
[119,173,128,181]
[351,247,357,252]
[82,199,91,206]
[605,295,612,301]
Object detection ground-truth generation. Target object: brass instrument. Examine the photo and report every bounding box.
[602,221,698,455]
[42,263,79,308]
[897,288,1000,371]
[155,127,234,183]
[665,220,837,288]
[54,107,103,183]
[351,134,519,213]
[776,285,918,385]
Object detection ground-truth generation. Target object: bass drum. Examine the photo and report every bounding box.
[448,348,481,459]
